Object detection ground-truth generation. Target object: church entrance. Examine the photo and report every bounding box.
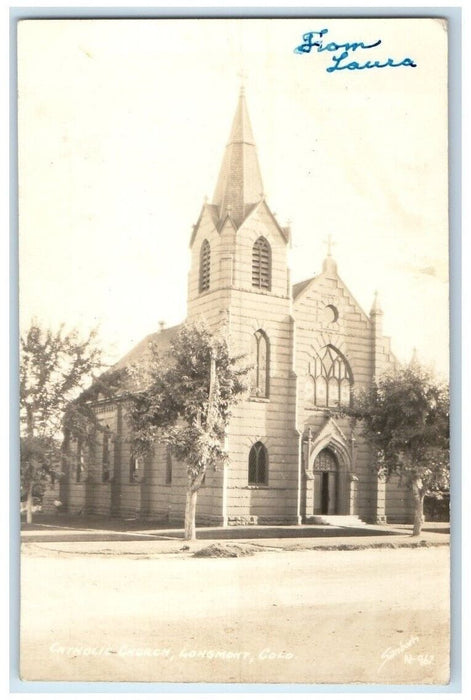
[313,448,338,515]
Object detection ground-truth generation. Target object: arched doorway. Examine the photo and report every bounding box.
[313,448,338,515]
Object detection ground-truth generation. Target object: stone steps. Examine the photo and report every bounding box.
[308,515,368,527]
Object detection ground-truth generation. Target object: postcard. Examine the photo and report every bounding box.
[17,17,450,685]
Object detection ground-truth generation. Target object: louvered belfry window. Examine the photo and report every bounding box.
[199,239,211,292]
[252,236,271,290]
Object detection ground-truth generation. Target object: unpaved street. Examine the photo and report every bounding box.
[20,546,449,684]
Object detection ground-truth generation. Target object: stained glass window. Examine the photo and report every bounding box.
[306,345,353,408]
[314,448,338,472]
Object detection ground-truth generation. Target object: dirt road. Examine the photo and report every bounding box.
[20,546,449,684]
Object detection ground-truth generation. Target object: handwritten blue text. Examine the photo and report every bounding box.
[294,29,417,72]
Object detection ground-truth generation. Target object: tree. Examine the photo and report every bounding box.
[348,363,449,536]
[127,322,249,540]
[20,322,104,523]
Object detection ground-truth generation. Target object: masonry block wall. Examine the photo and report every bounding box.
[186,186,299,525]
[59,89,416,526]
[385,476,415,523]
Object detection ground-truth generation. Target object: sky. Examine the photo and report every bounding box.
[17,18,449,376]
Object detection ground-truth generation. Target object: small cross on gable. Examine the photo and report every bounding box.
[323,234,336,257]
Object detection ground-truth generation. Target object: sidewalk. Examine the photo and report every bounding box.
[20,517,450,558]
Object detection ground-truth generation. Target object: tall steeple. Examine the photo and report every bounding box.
[212,87,264,228]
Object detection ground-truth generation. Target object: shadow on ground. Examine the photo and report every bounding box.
[20,513,448,544]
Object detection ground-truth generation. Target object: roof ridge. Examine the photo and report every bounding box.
[114,323,183,370]
[292,276,316,299]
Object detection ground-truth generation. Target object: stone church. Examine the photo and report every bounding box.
[57,89,414,525]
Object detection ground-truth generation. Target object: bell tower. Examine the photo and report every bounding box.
[186,88,291,328]
[185,87,297,527]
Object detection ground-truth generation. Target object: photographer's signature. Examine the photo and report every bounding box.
[294,28,417,73]
[378,635,433,672]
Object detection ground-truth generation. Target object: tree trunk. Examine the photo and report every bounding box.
[182,351,216,542]
[25,480,33,525]
[411,478,425,536]
[184,488,198,541]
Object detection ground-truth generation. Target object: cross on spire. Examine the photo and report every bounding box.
[323,234,336,257]
[237,68,248,94]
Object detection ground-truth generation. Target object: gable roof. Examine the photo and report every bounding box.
[189,203,220,247]
[114,324,182,371]
[292,277,316,299]
[238,198,290,243]
[292,265,372,325]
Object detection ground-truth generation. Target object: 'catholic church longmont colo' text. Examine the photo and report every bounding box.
[54,88,414,526]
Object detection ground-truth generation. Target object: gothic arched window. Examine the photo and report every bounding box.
[314,448,338,472]
[199,239,211,292]
[75,438,84,483]
[130,455,142,482]
[165,447,173,485]
[307,345,353,408]
[252,236,271,290]
[248,441,268,485]
[251,330,269,398]
[102,431,110,482]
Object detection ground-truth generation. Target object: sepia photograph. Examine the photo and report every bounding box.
[17,17,451,685]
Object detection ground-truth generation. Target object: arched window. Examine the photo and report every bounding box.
[307,345,353,408]
[199,239,211,292]
[165,447,172,485]
[75,438,84,483]
[102,431,110,482]
[252,236,271,290]
[251,330,269,398]
[130,455,142,482]
[304,375,315,404]
[248,441,268,485]
[314,448,338,472]
[340,379,351,405]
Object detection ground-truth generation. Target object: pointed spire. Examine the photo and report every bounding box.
[212,90,264,227]
[370,290,383,315]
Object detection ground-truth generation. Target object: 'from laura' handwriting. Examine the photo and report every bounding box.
[294,29,417,72]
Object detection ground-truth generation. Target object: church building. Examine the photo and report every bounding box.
[57,89,414,526]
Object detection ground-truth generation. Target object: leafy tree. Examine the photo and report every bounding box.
[62,366,129,445]
[348,363,449,536]
[20,322,104,523]
[127,322,249,540]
